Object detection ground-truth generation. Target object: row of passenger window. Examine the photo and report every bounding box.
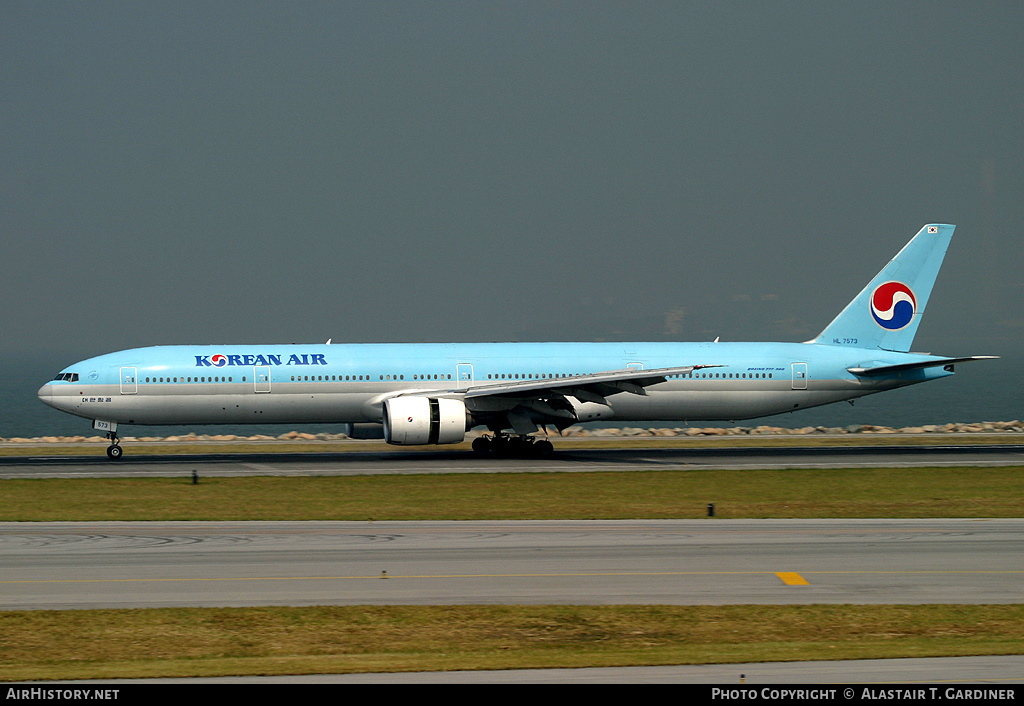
[140,375,454,383]
[145,377,238,383]
[682,372,773,379]
[486,372,774,380]
[143,371,777,384]
[292,372,775,381]
[291,374,454,381]
[489,373,579,379]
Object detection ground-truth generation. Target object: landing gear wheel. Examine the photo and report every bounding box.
[476,433,555,458]
[105,430,123,460]
[472,436,493,456]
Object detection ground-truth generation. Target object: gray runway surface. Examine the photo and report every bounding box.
[3,519,1022,610]
[2,441,1023,478]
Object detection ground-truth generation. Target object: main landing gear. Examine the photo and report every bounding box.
[471,433,554,458]
[105,431,123,460]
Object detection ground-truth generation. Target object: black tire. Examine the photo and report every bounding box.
[472,436,492,456]
[534,439,554,457]
[106,445,123,460]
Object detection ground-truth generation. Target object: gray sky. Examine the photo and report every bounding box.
[4,1,1023,360]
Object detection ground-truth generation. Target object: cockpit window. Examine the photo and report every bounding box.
[53,373,79,382]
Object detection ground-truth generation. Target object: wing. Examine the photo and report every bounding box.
[455,364,721,435]
[463,364,720,404]
[382,364,721,435]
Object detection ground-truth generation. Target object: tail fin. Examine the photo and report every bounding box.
[810,224,954,352]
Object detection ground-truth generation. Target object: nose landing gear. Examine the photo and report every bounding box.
[105,431,123,460]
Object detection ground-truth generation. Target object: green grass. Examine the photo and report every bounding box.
[2,466,1022,521]
[3,605,1023,682]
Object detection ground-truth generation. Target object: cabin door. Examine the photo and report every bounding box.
[791,362,808,390]
[119,367,137,395]
[254,366,272,393]
[456,363,474,389]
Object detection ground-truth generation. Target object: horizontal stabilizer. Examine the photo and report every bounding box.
[847,356,998,377]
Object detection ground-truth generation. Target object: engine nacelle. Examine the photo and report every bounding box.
[567,396,615,423]
[382,396,467,445]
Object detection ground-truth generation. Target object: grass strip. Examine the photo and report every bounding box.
[2,467,1022,521]
[2,434,1022,456]
[2,604,1023,682]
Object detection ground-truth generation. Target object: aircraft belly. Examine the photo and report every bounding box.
[57,386,373,426]
[606,383,864,422]
[139,393,371,425]
[607,389,782,421]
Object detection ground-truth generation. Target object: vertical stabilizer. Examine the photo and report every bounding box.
[810,224,954,352]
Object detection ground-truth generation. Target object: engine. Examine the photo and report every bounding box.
[382,396,468,445]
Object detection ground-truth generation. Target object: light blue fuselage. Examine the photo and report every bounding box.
[38,341,950,427]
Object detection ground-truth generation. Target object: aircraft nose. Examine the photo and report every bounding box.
[37,382,55,409]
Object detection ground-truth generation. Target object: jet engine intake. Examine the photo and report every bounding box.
[382,396,467,445]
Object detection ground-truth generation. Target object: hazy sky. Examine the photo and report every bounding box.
[4,2,1023,362]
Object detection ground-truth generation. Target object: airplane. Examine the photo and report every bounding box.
[38,223,996,459]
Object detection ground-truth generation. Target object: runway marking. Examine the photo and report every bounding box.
[4,569,1023,586]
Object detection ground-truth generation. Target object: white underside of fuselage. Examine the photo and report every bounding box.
[42,377,886,427]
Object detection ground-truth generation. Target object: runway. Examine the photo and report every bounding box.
[2,441,1023,478]
[3,519,1022,610]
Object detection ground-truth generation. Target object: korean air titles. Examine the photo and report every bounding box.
[196,353,328,367]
